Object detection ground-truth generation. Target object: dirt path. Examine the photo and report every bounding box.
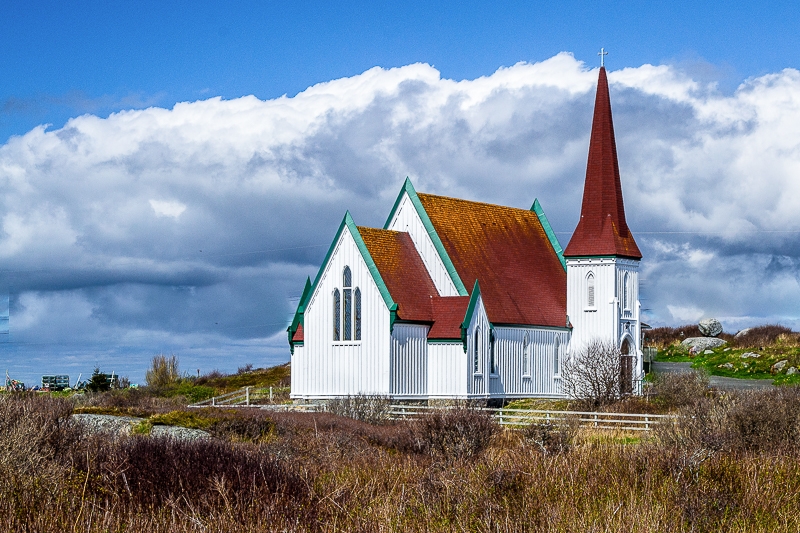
[651,361,776,390]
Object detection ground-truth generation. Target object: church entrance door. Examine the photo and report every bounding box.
[619,339,633,395]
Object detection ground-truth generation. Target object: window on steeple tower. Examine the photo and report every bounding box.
[587,273,595,308]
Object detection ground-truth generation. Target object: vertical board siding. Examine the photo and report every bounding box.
[390,324,428,397]
[489,327,569,398]
[428,343,468,397]
[386,194,459,297]
[296,227,391,399]
[465,296,490,397]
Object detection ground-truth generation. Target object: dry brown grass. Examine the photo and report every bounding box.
[3,390,800,531]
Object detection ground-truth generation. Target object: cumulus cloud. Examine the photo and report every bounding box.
[1,51,800,382]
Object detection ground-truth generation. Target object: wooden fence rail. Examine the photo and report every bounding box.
[190,388,674,431]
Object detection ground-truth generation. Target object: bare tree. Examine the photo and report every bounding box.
[561,339,623,408]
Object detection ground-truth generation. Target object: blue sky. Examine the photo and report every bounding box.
[3,1,800,142]
[2,1,800,385]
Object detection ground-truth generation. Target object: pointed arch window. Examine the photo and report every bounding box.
[623,272,631,311]
[587,273,595,308]
[333,289,341,341]
[522,333,530,377]
[354,288,361,341]
[553,336,561,375]
[334,266,361,343]
[343,267,352,340]
[490,330,497,375]
[473,328,481,374]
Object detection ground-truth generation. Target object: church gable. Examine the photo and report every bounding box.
[416,193,567,328]
[303,212,396,341]
[384,178,466,297]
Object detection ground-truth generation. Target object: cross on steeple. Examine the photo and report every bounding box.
[598,47,608,67]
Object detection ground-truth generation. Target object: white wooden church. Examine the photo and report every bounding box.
[288,67,643,401]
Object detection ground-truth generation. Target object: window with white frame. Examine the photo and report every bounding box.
[473,327,481,374]
[334,266,361,342]
[333,289,341,341]
[586,273,595,307]
[490,330,497,375]
[553,336,561,375]
[623,272,631,311]
[522,333,530,377]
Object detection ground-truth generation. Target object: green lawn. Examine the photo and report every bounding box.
[656,343,800,385]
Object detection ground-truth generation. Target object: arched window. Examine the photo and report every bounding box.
[473,328,481,373]
[354,288,361,341]
[343,267,352,340]
[490,330,497,374]
[623,272,630,310]
[587,273,595,307]
[333,289,341,341]
[522,333,530,376]
[553,336,561,375]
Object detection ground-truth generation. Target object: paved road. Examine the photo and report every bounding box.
[651,361,776,390]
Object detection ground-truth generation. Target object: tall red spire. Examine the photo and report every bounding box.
[564,67,641,259]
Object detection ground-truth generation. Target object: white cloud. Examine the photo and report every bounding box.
[667,305,705,323]
[2,52,800,383]
[149,199,186,219]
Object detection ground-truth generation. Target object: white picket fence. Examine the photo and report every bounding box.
[388,404,674,431]
[189,387,674,431]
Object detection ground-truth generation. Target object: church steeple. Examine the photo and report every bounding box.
[563,66,641,259]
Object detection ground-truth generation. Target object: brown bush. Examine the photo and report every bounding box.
[325,395,391,424]
[652,370,710,409]
[731,324,800,348]
[412,406,497,460]
[521,416,579,455]
[727,387,800,452]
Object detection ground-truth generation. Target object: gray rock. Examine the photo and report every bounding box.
[699,318,723,337]
[72,414,143,436]
[681,337,727,351]
[150,425,210,440]
[740,352,760,359]
[703,349,714,354]
[771,360,789,373]
[72,414,210,440]
[787,367,798,376]
[724,348,731,352]
[717,362,735,370]
[735,328,752,339]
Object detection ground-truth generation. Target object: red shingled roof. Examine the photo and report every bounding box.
[564,67,641,259]
[416,194,567,328]
[428,296,470,339]
[358,227,438,323]
[358,227,471,339]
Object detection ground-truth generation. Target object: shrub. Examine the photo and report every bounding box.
[727,387,800,452]
[522,416,579,455]
[413,406,497,460]
[561,339,623,409]
[652,370,710,409]
[325,395,391,424]
[731,324,800,348]
[145,353,180,389]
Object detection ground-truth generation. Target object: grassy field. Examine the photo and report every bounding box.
[3,374,800,531]
[651,324,800,385]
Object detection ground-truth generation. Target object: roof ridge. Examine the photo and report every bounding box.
[417,192,539,215]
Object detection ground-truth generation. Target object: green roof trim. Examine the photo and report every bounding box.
[531,198,566,271]
[346,212,396,312]
[297,211,398,350]
[384,177,468,296]
[288,276,312,353]
[460,279,483,352]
